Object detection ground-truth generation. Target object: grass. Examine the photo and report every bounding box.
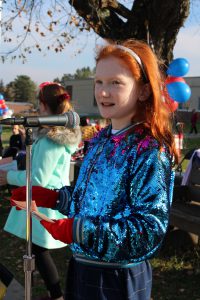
[0,196,200,299]
[0,123,200,299]
[1,126,11,149]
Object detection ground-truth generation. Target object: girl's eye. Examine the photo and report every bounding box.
[112,80,121,85]
[95,80,102,85]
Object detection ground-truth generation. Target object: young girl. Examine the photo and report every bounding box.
[0,82,81,300]
[12,40,177,300]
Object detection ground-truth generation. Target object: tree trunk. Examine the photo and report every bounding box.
[69,0,190,64]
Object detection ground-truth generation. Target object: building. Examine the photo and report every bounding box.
[6,102,35,115]
[184,77,200,111]
[64,78,99,117]
[64,77,200,116]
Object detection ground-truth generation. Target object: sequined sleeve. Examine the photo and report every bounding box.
[55,186,74,215]
[72,145,174,263]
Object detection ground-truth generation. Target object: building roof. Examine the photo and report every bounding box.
[6,102,34,115]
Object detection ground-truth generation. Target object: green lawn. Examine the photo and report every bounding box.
[0,196,200,299]
[1,126,12,149]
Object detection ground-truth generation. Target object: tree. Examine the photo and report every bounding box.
[54,66,95,84]
[1,1,194,64]
[0,80,6,96]
[4,81,16,102]
[74,67,95,79]
[0,80,15,102]
[12,75,37,106]
[69,0,191,63]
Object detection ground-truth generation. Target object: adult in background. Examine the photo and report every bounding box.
[190,109,198,134]
[3,125,25,159]
[0,82,81,300]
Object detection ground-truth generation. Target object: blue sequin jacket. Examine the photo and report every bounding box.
[57,123,175,264]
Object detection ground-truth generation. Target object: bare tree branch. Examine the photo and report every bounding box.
[1,0,192,64]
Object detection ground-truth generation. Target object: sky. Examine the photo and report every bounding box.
[1,3,200,86]
[0,34,98,85]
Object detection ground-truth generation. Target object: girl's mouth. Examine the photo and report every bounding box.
[101,102,114,107]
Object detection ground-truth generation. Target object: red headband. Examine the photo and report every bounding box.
[39,81,61,89]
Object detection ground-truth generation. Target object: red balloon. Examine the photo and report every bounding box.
[165,76,185,84]
[1,104,6,109]
[164,97,179,112]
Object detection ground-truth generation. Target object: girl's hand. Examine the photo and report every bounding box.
[40,218,74,244]
[0,170,8,186]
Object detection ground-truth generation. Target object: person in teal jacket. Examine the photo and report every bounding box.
[0,82,81,300]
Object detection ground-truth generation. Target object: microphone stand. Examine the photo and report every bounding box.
[23,127,35,300]
[0,111,80,298]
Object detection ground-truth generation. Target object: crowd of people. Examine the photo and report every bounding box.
[0,38,195,300]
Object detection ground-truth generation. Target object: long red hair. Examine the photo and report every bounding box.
[96,39,178,163]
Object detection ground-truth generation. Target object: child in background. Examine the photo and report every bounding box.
[0,82,81,300]
[12,40,177,300]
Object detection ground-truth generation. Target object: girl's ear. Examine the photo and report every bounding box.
[39,101,49,114]
[138,83,152,102]
[39,101,45,113]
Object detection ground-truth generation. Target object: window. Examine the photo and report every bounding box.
[93,97,97,106]
[198,97,200,110]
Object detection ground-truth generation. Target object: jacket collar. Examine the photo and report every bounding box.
[104,122,144,137]
[34,126,81,147]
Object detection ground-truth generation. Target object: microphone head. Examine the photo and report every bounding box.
[66,111,80,128]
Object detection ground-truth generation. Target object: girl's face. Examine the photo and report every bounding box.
[95,56,141,130]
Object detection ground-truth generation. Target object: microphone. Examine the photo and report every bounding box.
[0,111,80,128]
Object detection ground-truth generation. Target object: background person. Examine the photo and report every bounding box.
[2,125,25,159]
[11,40,177,300]
[190,109,198,134]
[0,82,81,300]
[80,116,98,154]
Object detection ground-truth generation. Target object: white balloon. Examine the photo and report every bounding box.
[2,109,13,118]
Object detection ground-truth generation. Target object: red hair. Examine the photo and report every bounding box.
[39,83,72,115]
[96,39,178,163]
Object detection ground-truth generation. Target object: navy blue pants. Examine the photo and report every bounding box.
[65,258,152,300]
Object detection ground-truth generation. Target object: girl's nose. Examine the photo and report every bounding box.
[100,86,110,97]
